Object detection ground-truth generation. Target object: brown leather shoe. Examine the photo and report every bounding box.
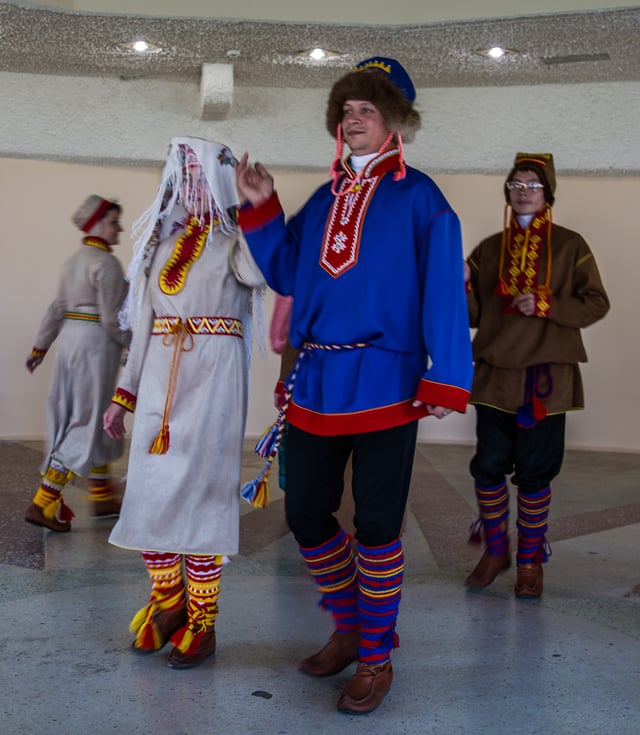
[515,563,543,598]
[24,502,71,533]
[131,605,188,654]
[92,496,121,518]
[299,630,360,677]
[337,661,393,714]
[167,630,216,670]
[465,549,511,588]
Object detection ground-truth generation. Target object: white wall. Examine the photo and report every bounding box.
[1,158,636,452]
[1,73,639,177]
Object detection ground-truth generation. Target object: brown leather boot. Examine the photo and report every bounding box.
[337,660,393,714]
[465,549,511,588]
[515,563,543,598]
[24,502,71,533]
[132,605,188,654]
[299,630,360,677]
[167,630,216,669]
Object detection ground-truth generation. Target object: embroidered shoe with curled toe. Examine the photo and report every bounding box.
[465,549,511,588]
[167,630,216,669]
[131,606,188,654]
[337,660,393,714]
[24,503,71,533]
[299,630,360,677]
[515,563,543,598]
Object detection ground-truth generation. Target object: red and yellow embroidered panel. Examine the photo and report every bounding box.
[158,216,212,295]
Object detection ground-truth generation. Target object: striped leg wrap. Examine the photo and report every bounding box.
[299,528,359,633]
[130,552,186,649]
[32,457,74,521]
[471,481,510,556]
[88,464,116,502]
[170,555,223,654]
[517,487,552,565]
[356,538,404,666]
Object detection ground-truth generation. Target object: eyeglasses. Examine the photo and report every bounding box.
[506,181,545,192]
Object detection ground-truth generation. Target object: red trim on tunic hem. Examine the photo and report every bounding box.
[287,400,427,436]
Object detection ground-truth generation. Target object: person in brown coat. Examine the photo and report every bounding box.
[464,153,609,597]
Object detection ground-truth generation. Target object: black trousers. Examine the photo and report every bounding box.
[469,405,566,494]
[285,421,419,548]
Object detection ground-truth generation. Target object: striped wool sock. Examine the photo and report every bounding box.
[473,481,510,556]
[130,552,187,650]
[356,538,404,666]
[87,464,116,503]
[170,554,223,654]
[299,528,359,633]
[517,486,552,564]
[32,457,74,521]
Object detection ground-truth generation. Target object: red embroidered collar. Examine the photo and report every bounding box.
[320,150,401,278]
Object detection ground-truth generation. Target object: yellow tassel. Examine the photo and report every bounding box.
[42,497,60,520]
[149,425,170,454]
[252,477,270,509]
[130,603,162,650]
[129,603,152,633]
[173,625,196,653]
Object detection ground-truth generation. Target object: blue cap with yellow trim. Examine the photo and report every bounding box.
[355,57,416,103]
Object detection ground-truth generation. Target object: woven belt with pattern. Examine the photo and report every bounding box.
[152,316,243,337]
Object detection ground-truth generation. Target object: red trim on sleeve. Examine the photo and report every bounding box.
[112,387,137,413]
[415,380,470,413]
[238,193,283,232]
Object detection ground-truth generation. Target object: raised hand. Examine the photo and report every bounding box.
[236,152,275,207]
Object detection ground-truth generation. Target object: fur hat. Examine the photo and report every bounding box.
[72,195,120,233]
[326,57,421,143]
[505,152,556,206]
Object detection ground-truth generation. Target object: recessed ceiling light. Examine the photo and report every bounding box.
[226,49,241,58]
[474,46,519,59]
[295,48,342,61]
[119,39,162,54]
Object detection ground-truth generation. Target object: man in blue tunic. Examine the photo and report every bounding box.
[237,57,473,714]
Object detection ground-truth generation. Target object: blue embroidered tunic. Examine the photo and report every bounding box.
[240,150,473,435]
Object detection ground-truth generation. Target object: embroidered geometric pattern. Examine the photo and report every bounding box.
[320,177,380,278]
[152,316,243,337]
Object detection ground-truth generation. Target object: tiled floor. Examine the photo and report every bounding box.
[1,439,639,734]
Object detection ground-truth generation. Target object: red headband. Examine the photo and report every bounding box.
[81,199,112,233]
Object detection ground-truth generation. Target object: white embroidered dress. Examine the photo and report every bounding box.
[109,226,264,555]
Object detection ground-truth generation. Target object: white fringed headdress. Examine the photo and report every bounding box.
[119,136,240,331]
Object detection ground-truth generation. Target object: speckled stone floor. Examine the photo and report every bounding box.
[1,439,638,734]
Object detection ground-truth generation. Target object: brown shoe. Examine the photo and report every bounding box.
[24,502,71,533]
[92,496,121,518]
[337,661,393,714]
[515,563,543,598]
[132,605,188,654]
[167,630,216,670]
[299,630,360,677]
[465,549,511,588]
